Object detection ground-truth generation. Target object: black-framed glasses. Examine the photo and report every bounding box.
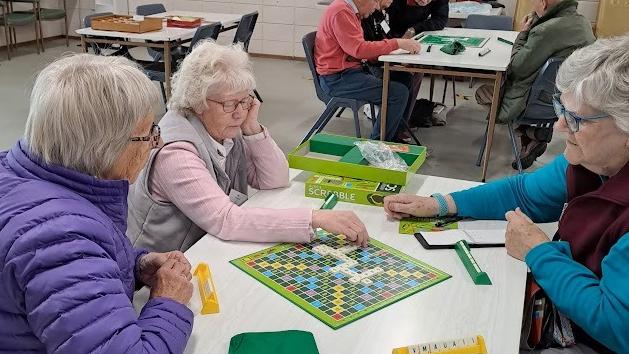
[207,94,255,113]
[130,123,161,148]
[552,93,608,133]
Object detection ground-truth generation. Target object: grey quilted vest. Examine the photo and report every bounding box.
[126,109,248,252]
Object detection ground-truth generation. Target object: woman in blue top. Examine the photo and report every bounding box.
[384,36,629,354]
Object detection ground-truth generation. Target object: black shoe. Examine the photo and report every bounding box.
[512,142,547,170]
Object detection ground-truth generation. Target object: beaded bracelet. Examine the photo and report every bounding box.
[431,193,449,217]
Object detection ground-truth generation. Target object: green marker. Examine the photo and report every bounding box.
[320,193,338,210]
[497,37,514,45]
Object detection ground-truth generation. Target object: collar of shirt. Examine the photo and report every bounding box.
[207,134,234,160]
[344,0,359,15]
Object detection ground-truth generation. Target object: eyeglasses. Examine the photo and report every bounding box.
[129,122,161,149]
[552,93,608,133]
[207,94,255,113]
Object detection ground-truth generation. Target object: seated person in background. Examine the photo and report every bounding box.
[386,36,629,354]
[475,0,595,170]
[385,0,448,39]
[127,41,369,253]
[0,54,194,353]
[361,0,435,133]
[314,0,421,141]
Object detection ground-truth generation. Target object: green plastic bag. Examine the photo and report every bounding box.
[440,41,466,55]
[228,330,319,354]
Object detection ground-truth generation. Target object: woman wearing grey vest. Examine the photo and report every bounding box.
[127,41,369,253]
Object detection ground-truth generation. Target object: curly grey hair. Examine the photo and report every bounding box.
[167,40,256,114]
[24,54,159,177]
[556,35,629,133]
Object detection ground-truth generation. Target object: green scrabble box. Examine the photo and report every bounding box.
[288,133,426,186]
[305,174,402,207]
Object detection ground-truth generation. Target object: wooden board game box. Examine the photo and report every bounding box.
[91,15,163,33]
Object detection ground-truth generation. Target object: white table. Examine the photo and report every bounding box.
[134,169,556,354]
[378,27,519,182]
[75,12,243,99]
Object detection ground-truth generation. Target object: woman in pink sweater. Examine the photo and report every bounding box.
[126,41,369,253]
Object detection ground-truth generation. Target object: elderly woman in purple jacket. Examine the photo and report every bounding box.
[0,54,194,353]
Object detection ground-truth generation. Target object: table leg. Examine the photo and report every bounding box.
[380,61,391,141]
[164,43,172,101]
[80,36,87,53]
[481,71,503,182]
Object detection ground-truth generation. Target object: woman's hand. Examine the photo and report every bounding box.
[240,97,263,136]
[149,259,194,305]
[312,210,369,247]
[505,208,549,260]
[383,194,440,219]
[138,251,192,288]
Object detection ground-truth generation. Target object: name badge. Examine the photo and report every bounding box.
[380,20,390,34]
[229,189,248,206]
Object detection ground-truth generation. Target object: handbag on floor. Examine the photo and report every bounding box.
[520,273,576,351]
[410,99,446,128]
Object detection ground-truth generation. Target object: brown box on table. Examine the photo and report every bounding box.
[91,15,163,33]
[166,16,202,28]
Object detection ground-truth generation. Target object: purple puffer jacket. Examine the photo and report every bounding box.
[0,140,194,353]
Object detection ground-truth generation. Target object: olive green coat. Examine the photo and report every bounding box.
[498,0,595,123]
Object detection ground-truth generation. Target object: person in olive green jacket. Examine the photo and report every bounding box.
[475,0,595,170]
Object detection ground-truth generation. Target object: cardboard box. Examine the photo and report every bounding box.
[305,174,402,207]
[289,133,426,186]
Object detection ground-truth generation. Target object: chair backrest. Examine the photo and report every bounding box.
[136,3,166,16]
[519,57,564,122]
[84,11,113,27]
[188,22,222,53]
[302,31,330,104]
[465,15,513,30]
[232,11,258,52]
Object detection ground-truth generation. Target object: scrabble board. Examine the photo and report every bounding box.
[230,230,450,329]
[416,34,488,48]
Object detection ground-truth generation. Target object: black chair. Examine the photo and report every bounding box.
[233,12,263,102]
[83,12,130,57]
[477,57,563,172]
[136,3,166,61]
[300,32,420,145]
[141,22,223,104]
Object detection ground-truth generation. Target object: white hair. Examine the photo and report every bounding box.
[556,34,629,133]
[168,40,256,114]
[25,54,159,177]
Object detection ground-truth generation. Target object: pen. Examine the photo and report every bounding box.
[497,37,514,45]
[434,216,465,228]
[478,48,491,57]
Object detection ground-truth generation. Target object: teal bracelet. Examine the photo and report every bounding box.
[431,193,449,217]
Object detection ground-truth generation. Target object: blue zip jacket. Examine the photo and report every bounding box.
[450,155,629,353]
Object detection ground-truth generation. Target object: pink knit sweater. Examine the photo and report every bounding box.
[149,131,313,243]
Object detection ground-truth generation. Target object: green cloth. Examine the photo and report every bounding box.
[228,330,319,354]
[439,41,466,55]
[496,0,595,123]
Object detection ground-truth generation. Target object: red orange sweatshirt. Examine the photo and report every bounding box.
[314,0,399,75]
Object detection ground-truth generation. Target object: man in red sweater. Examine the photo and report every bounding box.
[314,0,421,141]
